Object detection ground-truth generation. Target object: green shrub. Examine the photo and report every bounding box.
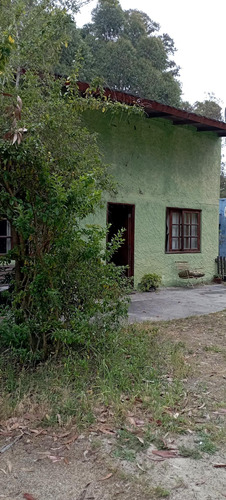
[0,76,131,362]
[138,273,162,292]
[0,233,130,361]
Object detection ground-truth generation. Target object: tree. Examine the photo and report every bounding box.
[58,1,181,106]
[182,93,223,121]
[192,100,222,121]
[0,36,15,72]
[0,0,76,81]
[123,9,160,44]
[0,0,129,360]
[90,0,124,41]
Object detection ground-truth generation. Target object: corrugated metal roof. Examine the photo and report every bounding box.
[77,81,226,137]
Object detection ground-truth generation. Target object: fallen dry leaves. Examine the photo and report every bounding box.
[63,434,78,445]
[6,460,12,474]
[152,449,179,459]
[77,482,91,500]
[23,494,37,500]
[212,409,226,415]
[36,451,65,463]
[0,433,24,454]
[98,426,115,435]
[98,473,113,481]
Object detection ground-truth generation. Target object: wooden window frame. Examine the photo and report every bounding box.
[166,208,201,254]
[0,219,13,255]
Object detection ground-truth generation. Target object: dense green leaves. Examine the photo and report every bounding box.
[182,95,223,121]
[0,77,130,358]
[191,100,222,121]
[91,0,125,41]
[0,0,130,361]
[0,0,75,83]
[56,0,182,106]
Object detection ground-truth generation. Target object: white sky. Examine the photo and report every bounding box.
[76,0,226,110]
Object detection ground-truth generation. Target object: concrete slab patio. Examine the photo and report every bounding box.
[128,284,226,322]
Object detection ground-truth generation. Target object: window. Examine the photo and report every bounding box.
[0,220,12,254]
[166,208,201,253]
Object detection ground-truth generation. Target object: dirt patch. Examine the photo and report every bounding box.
[1,430,226,500]
[0,432,151,500]
[158,310,226,409]
[1,310,226,499]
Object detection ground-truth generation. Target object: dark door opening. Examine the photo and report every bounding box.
[107,203,135,278]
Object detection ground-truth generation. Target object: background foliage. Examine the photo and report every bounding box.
[56,0,182,106]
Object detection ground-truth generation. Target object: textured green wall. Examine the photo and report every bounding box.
[84,110,221,286]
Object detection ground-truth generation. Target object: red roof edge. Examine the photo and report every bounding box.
[77,81,226,136]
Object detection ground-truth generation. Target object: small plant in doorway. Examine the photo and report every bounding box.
[138,273,162,292]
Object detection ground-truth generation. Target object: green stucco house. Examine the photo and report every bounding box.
[80,83,226,287]
[1,84,226,287]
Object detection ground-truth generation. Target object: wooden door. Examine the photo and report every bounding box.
[107,203,135,277]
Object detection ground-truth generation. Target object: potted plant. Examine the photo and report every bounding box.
[138,273,162,292]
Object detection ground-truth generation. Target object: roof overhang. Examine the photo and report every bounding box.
[77,82,226,137]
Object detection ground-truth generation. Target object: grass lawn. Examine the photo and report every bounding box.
[1,310,226,443]
[1,310,226,499]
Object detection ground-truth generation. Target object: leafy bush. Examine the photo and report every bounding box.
[0,227,130,361]
[0,2,134,363]
[138,273,162,292]
[0,76,130,361]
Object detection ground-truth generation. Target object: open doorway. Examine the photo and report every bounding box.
[107,202,135,278]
